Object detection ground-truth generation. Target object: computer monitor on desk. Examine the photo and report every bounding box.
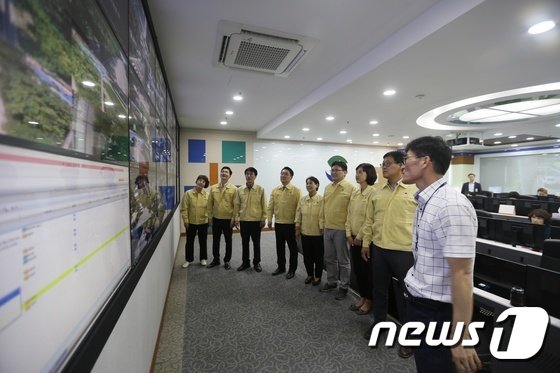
[493,219,546,249]
[474,253,527,299]
[515,199,549,217]
[525,265,560,319]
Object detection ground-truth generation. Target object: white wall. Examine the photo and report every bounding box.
[92,210,181,373]
[254,140,394,195]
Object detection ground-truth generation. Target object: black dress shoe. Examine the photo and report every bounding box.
[207,261,220,268]
[237,263,250,271]
[304,276,313,284]
[254,263,262,272]
[271,267,285,276]
[224,262,231,270]
[286,271,295,279]
[398,345,414,359]
[312,278,321,286]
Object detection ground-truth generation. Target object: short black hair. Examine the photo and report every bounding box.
[196,175,209,188]
[134,175,149,186]
[528,208,551,224]
[306,176,320,188]
[245,167,258,176]
[383,151,404,164]
[356,163,377,185]
[282,166,294,177]
[331,160,347,171]
[221,166,232,175]
[405,136,452,175]
[468,173,475,177]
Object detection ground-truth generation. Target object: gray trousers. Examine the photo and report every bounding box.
[323,228,351,289]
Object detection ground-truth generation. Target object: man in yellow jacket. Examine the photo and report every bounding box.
[267,167,301,279]
[207,167,237,270]
[234,167,267,272]
[319,161,354,300]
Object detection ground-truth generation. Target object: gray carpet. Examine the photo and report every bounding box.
[154,232,416,373]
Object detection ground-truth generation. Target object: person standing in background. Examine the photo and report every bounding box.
[295,176,324,286]
[460,173,482,196]
[234,167,267,272]
[346,163,377,315]
[319,161,354,300]
[180,175,210,268]
[361,151,417,359]
[267,167,301,279]
[207,167,237,270]
[402,136,481,373]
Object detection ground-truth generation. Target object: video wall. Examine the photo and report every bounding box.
[0,0,178,371]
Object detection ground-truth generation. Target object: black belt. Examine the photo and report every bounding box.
[404,286,452,311]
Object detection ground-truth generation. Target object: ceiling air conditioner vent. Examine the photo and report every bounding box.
[215,21,317,77]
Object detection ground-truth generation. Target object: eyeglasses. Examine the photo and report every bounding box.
[380,161,398,168]
[403,155,424,164]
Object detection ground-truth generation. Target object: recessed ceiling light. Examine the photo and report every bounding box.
[104,101,114,106]
[369,120,378,125]
[383,89,396,96]
[82,80,95,87]
[284,135,290,139]
[372,133,380,137]
[528,20,556,35]
[36,137,43,140]
[339,130,347,134]
[346,139,352,143]
[526,137,535,140]
[397,142,403,146]
[118,114,127,119]
[555,123,560,127]
[508,135,517,139]
[28,121,39,125]
[220,121,227,125]
[225,110,234,115]
[316,137,323,141]
[233,93,243,101]
[326,116,335,121]
[402,135,409,139]
[494,141,502,144]
[302,127,310,132]
[373,141,379,144]
[494,133,503,136]
[511,144,518,147]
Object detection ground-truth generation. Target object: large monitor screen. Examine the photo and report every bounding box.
[0,144,131,372]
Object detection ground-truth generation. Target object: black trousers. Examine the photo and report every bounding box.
[274,223,298,272]
[372,244,413,322]
[301,234,324,278]
[240,221,261,265]
[350,242,372,299]
[185,223,208,262]
[211,218,232,263]
[405,290,456,373]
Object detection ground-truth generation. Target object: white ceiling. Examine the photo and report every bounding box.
[147,0,560,151]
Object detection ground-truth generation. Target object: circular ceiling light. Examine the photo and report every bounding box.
[339,130,347,134]
[225,110,234,115]
[528,20,556,35]
[302,127,310,132]
[326,116,335,121]
[233,93,243,101]
[417,82,560,130]
[383,89,396,96]
[369,120,378,125]
[316,137,323,141]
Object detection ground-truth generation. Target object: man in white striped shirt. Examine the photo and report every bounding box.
[402,136,482,373]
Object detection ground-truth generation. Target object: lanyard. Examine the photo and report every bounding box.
[414,181,447,254]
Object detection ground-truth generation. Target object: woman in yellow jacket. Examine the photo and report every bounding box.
[295,176,324,286]
[180,175,210,268]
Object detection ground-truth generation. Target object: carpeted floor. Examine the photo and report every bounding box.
[153,232,416,373]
